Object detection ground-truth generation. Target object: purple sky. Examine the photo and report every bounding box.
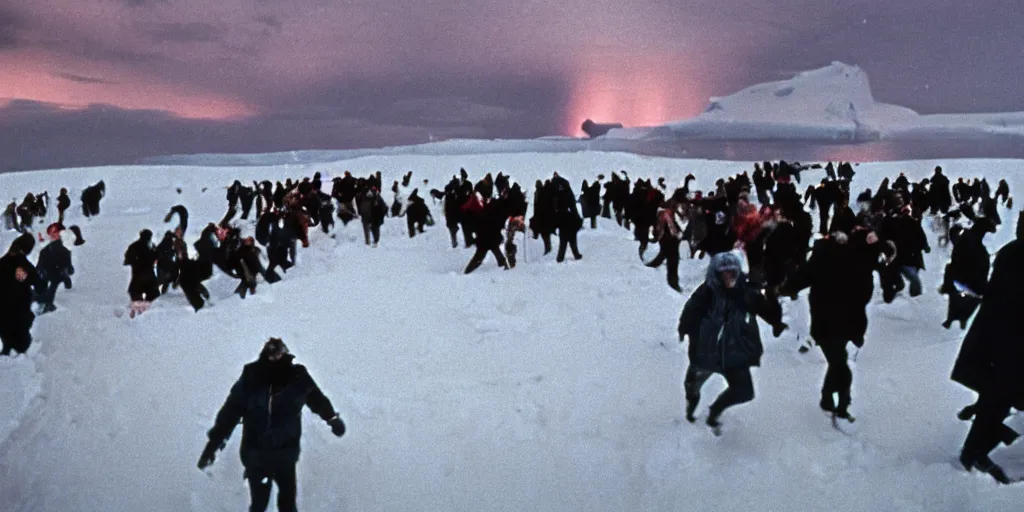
[1,0,1022,171]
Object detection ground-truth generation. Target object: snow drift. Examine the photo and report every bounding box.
[1,152,1024,511]
[605,62,1024,142]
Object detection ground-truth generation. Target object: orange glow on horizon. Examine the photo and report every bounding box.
[565,56,706,136]
[0,52,255,120]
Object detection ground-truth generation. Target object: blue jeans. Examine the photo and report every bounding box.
[900,265,922,296]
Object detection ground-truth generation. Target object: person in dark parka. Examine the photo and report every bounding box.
[781,228,891,420]
[950,212,1024,484]
[80,180,105,218]
[678,252,786,432]
[464,196,509,274]
[124,229,160,303]
[941,218,994,330]
[357,187,388,247]
[35,223,74,313]
[56,188,71,224]
[198,338,345,512]
[0,234,39,355]
[554,188,584,263]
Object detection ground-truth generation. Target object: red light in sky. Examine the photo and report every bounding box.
[564,55,705,136]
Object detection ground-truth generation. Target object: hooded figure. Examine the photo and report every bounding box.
[199,338,346,512]
[677,252,785,433]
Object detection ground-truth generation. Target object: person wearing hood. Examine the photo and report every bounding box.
[199,338,346,512]
[0,234,39,355]
[780,223,892,421]
[677,252,787,433]
[948,211,1024,485]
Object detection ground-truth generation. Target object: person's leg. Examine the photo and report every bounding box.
[707,367,755,422]
[556,236,568,262]
[464,246,489,274]
[247,471,273,512]
[666,242,680,291]
[683,366,713,422]
[961,392,1014,483]
[900,266,922,297]
[489,245,509,268]
[275,464,298,512]
[819,340,852,415]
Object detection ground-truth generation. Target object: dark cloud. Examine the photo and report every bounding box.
[0,89,563,172]
[2,0,1024,171]
[52,72,117,85]
[140,22,221,44]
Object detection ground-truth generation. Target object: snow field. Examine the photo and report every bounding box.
[1,152,1023,511]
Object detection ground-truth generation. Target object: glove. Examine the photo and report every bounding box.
[328,415,346,438]
[197,440,221,470]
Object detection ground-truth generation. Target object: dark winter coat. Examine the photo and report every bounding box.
[951,239,1024,399]
[882,214,930,269]
[782,231,889,344]
[36,240,73,282]
[0,251,38,332]
[357,191,387,227]
[207,355,337,471]
[124,239,158,282]
[678,252,782,373]
[474,199,507,247]
[943,227,989,296]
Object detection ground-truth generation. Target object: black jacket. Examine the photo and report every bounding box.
[943,227,989,295]
[0,251,38,327]
[951,239,1024,398]
[783,231,889,343]
[678,252,781,372]
[208,356,338,471]
[36,240,73,282]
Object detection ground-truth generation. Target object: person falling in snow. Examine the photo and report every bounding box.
[677,251,786,434]
[198,338,346,512]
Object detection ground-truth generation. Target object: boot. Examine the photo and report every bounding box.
[960,452,1011,484]
[685,398,698,423]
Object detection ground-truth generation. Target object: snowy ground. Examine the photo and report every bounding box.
[1,153,1023,511]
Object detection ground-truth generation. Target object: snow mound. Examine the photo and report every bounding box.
[605,62,1024,142]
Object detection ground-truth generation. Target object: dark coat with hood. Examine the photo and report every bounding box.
[678,252,782,373]
[207,354,338,471]
[951,237,1024,399]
